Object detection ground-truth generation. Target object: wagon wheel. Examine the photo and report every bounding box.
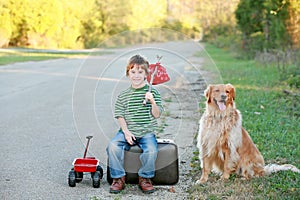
[92,171,100,188]
[97,165,103,179]
[68,170,76,187]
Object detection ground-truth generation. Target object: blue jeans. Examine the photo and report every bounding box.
[106,131,158,179]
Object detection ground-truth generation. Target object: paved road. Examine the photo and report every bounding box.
[0,41,218,199]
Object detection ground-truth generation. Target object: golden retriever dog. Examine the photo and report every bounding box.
[196,84,300,184]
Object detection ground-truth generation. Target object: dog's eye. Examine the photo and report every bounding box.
[214,89,219,92]
[226,90,230,93]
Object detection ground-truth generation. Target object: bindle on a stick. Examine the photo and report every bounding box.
[143,55,170,106]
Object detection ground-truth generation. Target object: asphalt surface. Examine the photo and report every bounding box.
[0,41,217,199]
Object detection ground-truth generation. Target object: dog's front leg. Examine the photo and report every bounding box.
[221,149,231,180]
[196,156,212,184]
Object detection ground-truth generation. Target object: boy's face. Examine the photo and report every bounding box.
[128,64,147,88]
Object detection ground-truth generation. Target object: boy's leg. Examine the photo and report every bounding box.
[106,131,129,193]
[137,133,158,193]
[106,131,129,178]
[138,133,158,178]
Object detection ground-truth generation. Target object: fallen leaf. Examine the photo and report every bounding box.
[169,186,175,193]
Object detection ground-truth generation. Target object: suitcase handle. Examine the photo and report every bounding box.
[157,139,174,144]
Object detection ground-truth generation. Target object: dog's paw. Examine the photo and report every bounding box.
[220,173,230,180]
[195,178,207,185]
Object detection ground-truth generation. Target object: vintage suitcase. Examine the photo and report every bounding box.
[107,139,179,185]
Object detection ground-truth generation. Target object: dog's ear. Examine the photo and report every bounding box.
[226,83,235,100]
[204,85,212,102]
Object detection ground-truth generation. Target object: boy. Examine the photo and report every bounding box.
[106,54,163,194]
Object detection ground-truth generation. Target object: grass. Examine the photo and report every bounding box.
[0,48,110,65]
[189,44,300,199]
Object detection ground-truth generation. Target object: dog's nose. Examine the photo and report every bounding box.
[221,94,227,100]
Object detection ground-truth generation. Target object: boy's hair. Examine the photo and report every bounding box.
[126,54,149,76]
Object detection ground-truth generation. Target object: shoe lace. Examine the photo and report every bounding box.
[141,178,152,185]
[112,178,122,185]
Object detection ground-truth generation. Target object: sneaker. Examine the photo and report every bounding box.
[138,176,155,194]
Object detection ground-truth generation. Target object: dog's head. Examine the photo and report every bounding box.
[204,84,235,111]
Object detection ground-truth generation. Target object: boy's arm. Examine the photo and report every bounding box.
[117,117,136,145]
[145,92,161,118]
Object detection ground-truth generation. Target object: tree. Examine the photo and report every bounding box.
[1,0,91,48]
[126,0,167,30]
[165,0,202,39]
[4,0,31,46]
[0,1,12,47]
[286,0,300,48]
[81,0,129,48]
[26,0,64,48]
[196,0,239,41]
[235,0,296,55]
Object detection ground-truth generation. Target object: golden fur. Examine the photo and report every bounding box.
[196,84,299,184]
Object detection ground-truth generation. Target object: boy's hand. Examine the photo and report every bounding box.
[124,131,136,145]
[145,92,156,105]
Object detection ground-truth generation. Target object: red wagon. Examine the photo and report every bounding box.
[68,136,103,188]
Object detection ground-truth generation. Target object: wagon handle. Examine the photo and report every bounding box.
[83,135,93,158]
[86,136,93,140]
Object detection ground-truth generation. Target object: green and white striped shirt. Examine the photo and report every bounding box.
[114,84,163,137]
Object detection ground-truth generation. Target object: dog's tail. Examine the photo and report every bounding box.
[264,164,300,175]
